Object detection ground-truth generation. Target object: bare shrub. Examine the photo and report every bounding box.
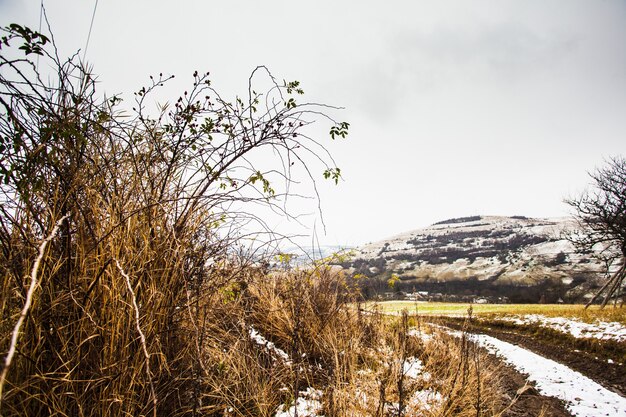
[0,22,347,416]
[566,156,626,307]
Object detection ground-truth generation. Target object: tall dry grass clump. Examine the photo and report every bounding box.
[419,324,504,416]
[309,309,506,417]
[187,264,369,416]
[0,22,348,416]
[245,267,373,408]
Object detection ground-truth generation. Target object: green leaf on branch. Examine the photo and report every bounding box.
[5,23,49,55]
[330,121,349,140]
[323,167,341,185]
[249,171,275,196]
[286,80,304,95]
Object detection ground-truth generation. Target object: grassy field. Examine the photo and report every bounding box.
[362,301,626,324]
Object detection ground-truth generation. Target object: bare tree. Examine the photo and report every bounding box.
[565,156,626,307]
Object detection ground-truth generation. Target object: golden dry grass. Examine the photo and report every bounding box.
[364,301,626,324]
[1,240,513,417]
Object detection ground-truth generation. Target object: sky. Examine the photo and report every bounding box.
[1,0,625,247]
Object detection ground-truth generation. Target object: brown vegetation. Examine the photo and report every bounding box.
[0,23,529,417]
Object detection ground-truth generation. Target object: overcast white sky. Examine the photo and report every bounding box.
[2,0,625,247]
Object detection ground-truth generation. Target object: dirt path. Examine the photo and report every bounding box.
[475,325,625,397]
[433,317,626,397]
[423,317,626,416]
[488,356,572,417]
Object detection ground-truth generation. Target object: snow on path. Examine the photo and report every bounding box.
[495,314,626,342]
[471,333,626,417]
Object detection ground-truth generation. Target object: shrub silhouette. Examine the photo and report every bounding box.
[0,23,348,416]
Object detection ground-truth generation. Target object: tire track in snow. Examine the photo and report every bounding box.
[470,333,626,417]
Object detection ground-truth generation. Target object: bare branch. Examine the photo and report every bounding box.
[0,213,68,404]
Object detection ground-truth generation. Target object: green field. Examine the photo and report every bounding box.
[361,301,626,324]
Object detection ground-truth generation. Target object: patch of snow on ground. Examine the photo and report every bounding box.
[408,328,433,343]
[407,389,444,415]
[498,315,626,342]
[274,387,324,417]
[471,333,626,417]
[388,389,444,416]
[403,357,430,381]
[249,327,291,364]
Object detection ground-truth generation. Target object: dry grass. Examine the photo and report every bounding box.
[1,236,513,417]
[308,308,506,417]
[0,27,517,417]
[365,301,626,324]
[416,329,504,416]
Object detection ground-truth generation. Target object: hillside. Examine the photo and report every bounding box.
[336,216,604,303]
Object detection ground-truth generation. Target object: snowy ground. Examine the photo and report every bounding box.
[494,314,626,342]
[249,327,291,364]
[469,333,626,417]
[262,320,626,417]
[274,388,324,417]
[272,355,442,417]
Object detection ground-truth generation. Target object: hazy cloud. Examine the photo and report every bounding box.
[1,0,624,246]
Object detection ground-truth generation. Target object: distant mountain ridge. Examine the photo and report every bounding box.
[335,216,603,303]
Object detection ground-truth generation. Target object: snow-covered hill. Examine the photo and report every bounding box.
[337,216,604,303]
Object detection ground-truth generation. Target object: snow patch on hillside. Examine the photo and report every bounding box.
[342,216,604,298]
